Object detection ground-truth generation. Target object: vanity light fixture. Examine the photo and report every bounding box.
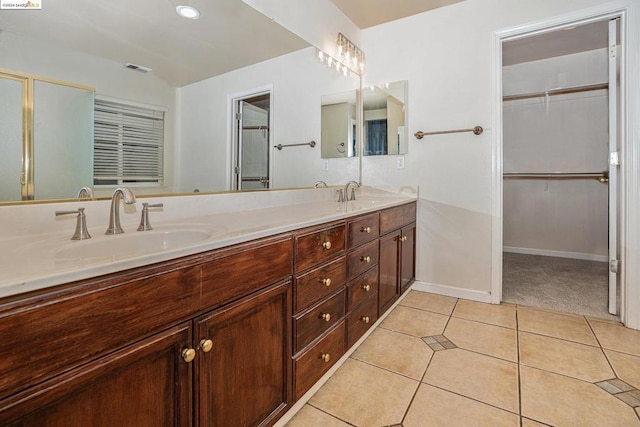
[176,5,200,20]
[316,32,365,76]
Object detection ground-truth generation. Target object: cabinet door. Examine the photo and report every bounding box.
[400,224,416,293]
[1,324,192,427]
[195,281,292,427]
[378,232,400,314]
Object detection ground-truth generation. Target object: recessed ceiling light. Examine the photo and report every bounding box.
[176,5,200,20]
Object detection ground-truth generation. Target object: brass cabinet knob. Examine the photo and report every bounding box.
[199,339,213,353]
[182,348,196,363]
[361,284,371,292]
[321,353,331,363]
[400,235,408,243]
[361,255,371,263]
[322,240,332,250]
[360,315,370,324]
[320,313,331,322]
[322,278,332,287]
[360,226,371,233]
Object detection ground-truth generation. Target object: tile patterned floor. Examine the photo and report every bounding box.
[286,291,640,427]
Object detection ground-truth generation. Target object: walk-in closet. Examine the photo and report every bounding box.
[501,19,620,320]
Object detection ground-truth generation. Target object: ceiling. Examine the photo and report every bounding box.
[0,0,309,87]
[503,20,610,66]
[329,0,464,29]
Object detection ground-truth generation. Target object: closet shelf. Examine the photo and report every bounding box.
[503,82,608,102]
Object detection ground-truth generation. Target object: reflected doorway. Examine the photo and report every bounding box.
[231,91,271,190]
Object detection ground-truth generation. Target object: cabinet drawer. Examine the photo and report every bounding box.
[347,212,379,249]
[347,240,379,280]
[346,266,378,311]
[294,289,345,353]
[347,295,378,348]
[295,257,347,313]
[295,224,346,272]
[380,202,417,234]
[294,321,346,400]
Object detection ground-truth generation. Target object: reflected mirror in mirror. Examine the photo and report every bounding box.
[321,90,357,158]
[363,81,407,156]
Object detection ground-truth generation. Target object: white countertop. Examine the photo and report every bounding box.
[0,187,417,298]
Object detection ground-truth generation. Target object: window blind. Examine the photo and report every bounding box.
[94,98,164,185]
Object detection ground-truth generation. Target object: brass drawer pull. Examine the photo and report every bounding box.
[322,278,332,287]
[199,339,213,353]
[400,235,408,243]
[320,313,331,322]
[182,348,196,363]
[360,255,371,263]
[321,353,331,363]
[361,284,371,292]
[360,226,371,233]
[322,240,332,250]
[360,315,370,324]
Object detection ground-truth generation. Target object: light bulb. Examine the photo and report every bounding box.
[176,5,200,19]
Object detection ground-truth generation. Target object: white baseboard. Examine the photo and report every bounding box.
[503,246,608,262]
[412,281,492,303]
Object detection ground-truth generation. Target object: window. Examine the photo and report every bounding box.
[93,98,165,186]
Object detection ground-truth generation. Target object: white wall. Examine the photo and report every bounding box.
[176,47,360,192]
[0,31,177,195]
[360,0,639,300]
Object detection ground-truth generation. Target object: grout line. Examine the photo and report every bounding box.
[515,305,523,423]
[420,382,521,417]
[518,328,601,348]
[585,316,620,377]
[306,403,358,426]
[349,356,426,383]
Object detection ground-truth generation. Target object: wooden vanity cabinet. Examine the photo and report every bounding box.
[0,234,294,427]
[379,204,417,314]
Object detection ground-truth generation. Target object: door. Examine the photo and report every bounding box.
[607,18,619,315]
[234,94,271,190]
[195,281,291,427]
[379,231,400,314]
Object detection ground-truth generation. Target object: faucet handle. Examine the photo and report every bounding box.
[336,189,345,203]
[56,208,91,240]
[137,202,164,231]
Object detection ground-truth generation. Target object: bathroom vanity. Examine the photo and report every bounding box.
[0,190,416,426]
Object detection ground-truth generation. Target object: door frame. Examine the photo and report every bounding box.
[227,84,274,191]
[491,2,640,329]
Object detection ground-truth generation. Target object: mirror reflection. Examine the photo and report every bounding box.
[363,81,408,156]
[0,2,361,204]
[321,90,357,158]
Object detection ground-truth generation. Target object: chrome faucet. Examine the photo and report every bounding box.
[77,186,94,198]
[106,187,136,235]
[343,180,360,201]
[314,180,328,188]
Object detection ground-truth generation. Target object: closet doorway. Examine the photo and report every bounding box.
[500,17,621,320]
[231,91,272,190]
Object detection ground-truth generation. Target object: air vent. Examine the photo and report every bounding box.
[125,63,152,73]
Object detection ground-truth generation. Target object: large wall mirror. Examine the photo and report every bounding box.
[0,1,361,204]
[363,80,408,156]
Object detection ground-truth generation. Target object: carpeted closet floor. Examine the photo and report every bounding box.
[502,252,618,321]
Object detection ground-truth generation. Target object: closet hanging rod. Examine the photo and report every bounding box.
[242,125,269,130]
[274,140,316,150]
[503,171,609,183]
[414,126,483,139]
[503,83,608,102]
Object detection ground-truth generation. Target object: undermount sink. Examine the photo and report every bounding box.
[55,229,215,261]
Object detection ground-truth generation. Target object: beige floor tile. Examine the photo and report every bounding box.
[452,299,516,329]
[309,358,418,426]
[518,306,598,345]
[605,349,640,390]
[403,384,519,427]
[423,348,519,413]
[519,332,614,382]
[400,290,458,315]
[380,305,449,337]
[285,405,350,427]
[590,319,640,357]
[521,418,548,427]
[443,317,517,362]
[351,328,433,380]
[521,366,640,426]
